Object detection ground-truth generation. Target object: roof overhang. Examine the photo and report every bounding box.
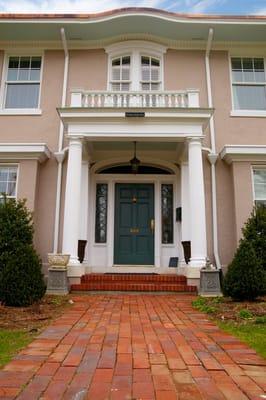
[221,145,266,164]
[58,106,213,141]
[0,143,51,163]
[0,8,266,45]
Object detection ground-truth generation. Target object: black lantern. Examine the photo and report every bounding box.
[130,141,140,174]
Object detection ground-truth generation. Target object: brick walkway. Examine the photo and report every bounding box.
[0,294,265,400]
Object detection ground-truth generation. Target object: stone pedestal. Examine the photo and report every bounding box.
[199,269,222,297]
[46,253,70,295]
[46,267,69,295]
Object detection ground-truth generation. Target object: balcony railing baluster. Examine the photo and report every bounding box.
[70,90,199,108]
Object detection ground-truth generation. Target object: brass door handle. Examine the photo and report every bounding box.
[150,219,155,233]
[130,228,139,234]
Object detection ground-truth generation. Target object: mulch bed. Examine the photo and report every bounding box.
[0,295,72,333]
[200,296,266,323]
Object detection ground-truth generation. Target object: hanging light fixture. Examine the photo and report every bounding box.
[130,141,140,174]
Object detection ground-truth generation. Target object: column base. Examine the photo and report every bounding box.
[189,257,206,268]
[185,266,201,279]
[67,261,85,280]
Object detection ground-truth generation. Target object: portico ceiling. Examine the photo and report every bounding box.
[0,8,266,44]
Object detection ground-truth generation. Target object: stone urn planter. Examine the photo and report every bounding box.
[46,253,70,295]
[47,253,70,269]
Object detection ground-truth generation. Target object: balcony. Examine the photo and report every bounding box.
[70,89,200,109]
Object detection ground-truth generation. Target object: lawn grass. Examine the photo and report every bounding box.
[192,296,266,359]
[0,330,33,367]
[217,321,266,359]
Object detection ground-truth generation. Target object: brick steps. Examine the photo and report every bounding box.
[71,273,197,293]
[81,273,187,283]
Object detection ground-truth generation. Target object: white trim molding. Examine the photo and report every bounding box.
[105,40,167,57]
[221,145,266,164]
[0,143,51,163]
[0,108,42,115]
[230,110,266,118]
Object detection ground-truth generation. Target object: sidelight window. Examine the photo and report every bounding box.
[161,184,173,244]
[95,183,108,243]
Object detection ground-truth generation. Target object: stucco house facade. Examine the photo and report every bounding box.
[0,8,265,288]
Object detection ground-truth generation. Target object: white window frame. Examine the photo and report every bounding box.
[140,55,161,91]
[229,53,266,117]
[110,54,132,91]
[0,51,44,115]
[106,41,166,91]
[0,164,19,200]
[252,166,266,206]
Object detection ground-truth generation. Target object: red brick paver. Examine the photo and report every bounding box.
[0,294,265,399]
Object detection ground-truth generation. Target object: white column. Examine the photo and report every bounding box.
[62,136,83,265]
[188,137,207,270]
[79,161,89,264]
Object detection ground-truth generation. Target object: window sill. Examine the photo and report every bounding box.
[0,109,42,116]
[230,110,266,118]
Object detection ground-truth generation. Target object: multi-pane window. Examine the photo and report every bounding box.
[141,56,161,91]
[111,56,131,91]
[95,183,108,243]
[5,56,42,109]
[161,184,173,244]
[253,169,266,206]
[231,57,266,110]
[0,166,18,200]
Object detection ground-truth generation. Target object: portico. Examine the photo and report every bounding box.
[58,91,212,284]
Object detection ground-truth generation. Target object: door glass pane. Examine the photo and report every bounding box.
[161,184,173,244]
[95,183,108,243]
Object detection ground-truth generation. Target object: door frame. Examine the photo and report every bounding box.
[90,173,178,269]
[114,182,155,266]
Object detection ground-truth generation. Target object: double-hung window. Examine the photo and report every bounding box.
[0,166,18,201]
[4,56,42,109]
[231,57,266,110]
[253,168,266,207]
[110,56,131,91]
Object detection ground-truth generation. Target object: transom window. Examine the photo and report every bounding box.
[0,166,18,200]
[253,168,266,207]
[111,56,131,91]
[231,57,266,110]
[141,56,160,91]
[4,56,42,109]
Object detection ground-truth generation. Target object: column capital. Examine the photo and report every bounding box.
[187,136,204,145]
[67,135,84,144]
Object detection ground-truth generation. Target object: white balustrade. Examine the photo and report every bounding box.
[70,89,199,108]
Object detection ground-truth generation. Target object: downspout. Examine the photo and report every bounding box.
[53,27,69,253]
[205,28,222,269]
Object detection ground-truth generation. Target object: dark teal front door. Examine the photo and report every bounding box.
[114,183,154,265]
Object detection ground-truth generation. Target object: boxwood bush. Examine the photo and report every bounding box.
[223,239,266,301]
[0,197,45,306]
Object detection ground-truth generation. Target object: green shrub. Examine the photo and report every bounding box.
[242,205,266,273]
[223,240,266,301]
[0,197,33,273]
[0,197,45,307]
[238,309,253,319]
